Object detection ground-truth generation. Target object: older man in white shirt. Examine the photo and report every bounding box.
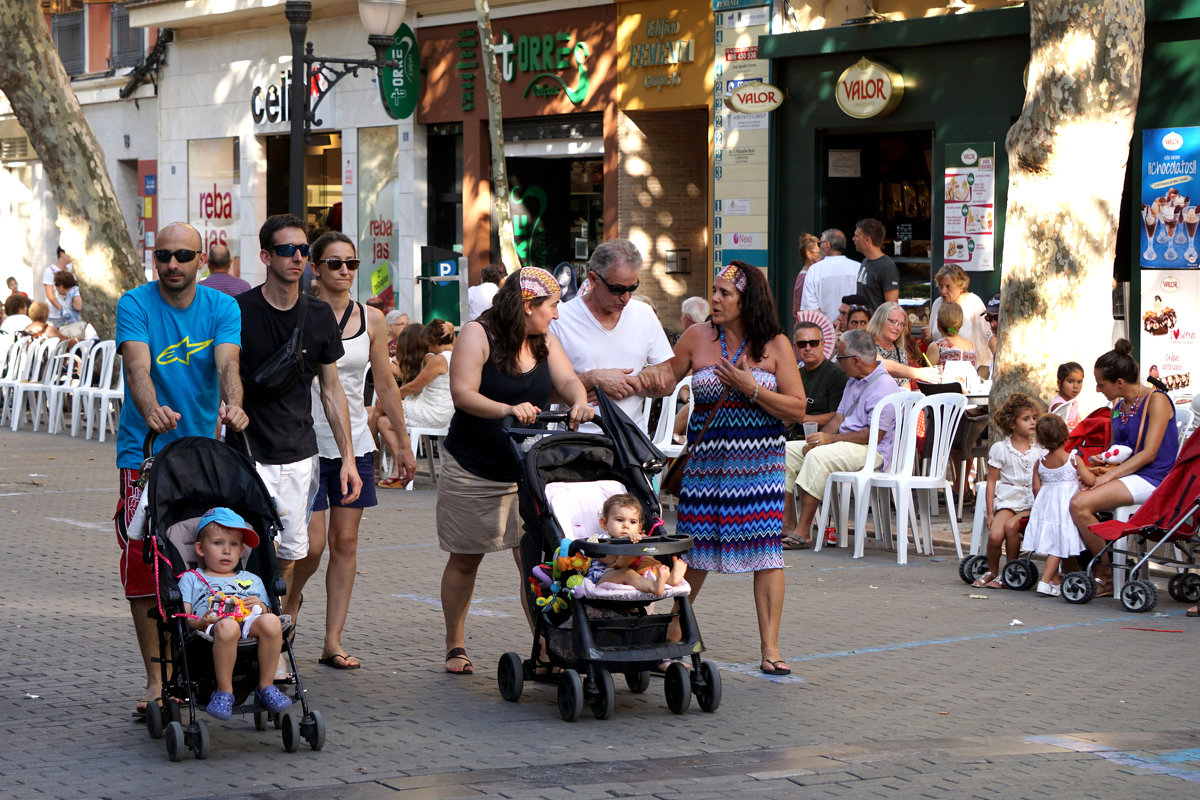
[799,229,859,325]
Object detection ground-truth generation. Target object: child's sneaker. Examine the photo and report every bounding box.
[1035,581,1062,597]
[255,684,293,714]
[206,690,234,720]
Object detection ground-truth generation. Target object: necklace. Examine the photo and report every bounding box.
[1117,392,1144,425]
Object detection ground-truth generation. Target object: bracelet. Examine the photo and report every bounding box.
[749,383,760,403]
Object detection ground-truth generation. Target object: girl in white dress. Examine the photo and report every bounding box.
[975,392,1045,588]
[1024,415,1096,596]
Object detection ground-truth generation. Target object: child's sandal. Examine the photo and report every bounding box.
[971,571,995,588]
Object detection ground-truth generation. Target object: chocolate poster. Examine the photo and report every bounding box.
[1140,270,1198,399]
[1140,127,1200,269]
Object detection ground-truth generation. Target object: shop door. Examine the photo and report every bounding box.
[504,156,602,272]
[264,133,344,240]
[821,130,933,318]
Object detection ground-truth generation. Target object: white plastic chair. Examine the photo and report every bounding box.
[813,391,921,555]
[866,393,967,564]
[95,359,125,442]
[6,338,62,430]
[404,424,450,490]
[1051,397,1078,423]
[46,339,95,434]
[650,375,692,461]
[21,338,72,431]
[1176,406,1194,446]
[0,335,33,423]
[67,340,112,437]
[74,340,118,439]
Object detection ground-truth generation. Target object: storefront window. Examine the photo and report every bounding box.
[263,133,343,240]
[359,126,400,307]
[188,138,239,270]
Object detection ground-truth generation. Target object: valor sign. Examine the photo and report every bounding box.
[727,82,782,114]
[835,58,903,119]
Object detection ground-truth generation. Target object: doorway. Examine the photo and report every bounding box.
[265,132,344,240]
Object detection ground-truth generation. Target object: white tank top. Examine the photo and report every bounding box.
[310,303,376,459]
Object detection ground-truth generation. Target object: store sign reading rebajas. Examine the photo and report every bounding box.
[188,138,238,258]
[835,57,903,119]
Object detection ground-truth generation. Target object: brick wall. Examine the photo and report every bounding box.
[616,108,709,339]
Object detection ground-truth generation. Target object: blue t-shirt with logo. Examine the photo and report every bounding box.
[115,283,241,468]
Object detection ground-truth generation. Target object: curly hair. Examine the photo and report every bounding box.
[1035,414,1069,451]
[394,324,427,384]
[421,318,455,349]
[935,263,971,293]
[712,260,781,361]
[993,391,1039,435]
[478,276,552,376]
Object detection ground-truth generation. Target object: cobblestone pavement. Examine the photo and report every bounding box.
[2,430,1199,799]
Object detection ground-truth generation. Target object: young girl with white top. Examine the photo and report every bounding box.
[1023,414,1096,596]
[974,392,1045,588]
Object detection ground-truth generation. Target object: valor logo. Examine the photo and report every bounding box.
[1163,131,1184,151]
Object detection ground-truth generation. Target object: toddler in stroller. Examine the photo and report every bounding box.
[589,493,687,596]
[177,507,293,720]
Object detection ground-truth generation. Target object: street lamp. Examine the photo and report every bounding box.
[285,0,407,222]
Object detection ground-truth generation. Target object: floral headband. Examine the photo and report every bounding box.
[715,262,747,292]
[519,267,559,300]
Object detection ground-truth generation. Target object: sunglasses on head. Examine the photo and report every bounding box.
[848,304,870,314]
[269,243,311,258]
[592,272,639,296]
[794,338,821,349]
[153,248,198,264]
[314,258,360,271]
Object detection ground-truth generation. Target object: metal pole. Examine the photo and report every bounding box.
[285,1,312,222]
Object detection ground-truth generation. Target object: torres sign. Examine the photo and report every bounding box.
[835,57,903,119]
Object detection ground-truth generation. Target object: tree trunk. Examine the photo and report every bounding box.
[993,0,1144,410]
[475,0,523,274]
[0,1,143,338]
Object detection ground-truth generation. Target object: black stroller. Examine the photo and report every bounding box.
[138,433,324,760]
[496,400,721,721]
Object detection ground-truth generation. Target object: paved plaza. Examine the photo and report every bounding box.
[2,429,1199,800]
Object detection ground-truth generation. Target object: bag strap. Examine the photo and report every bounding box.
[688,387,731,450]
[335,301,355,335]
[1132,388,1160,454]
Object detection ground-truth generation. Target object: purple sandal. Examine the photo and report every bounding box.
[206,690,234,720]
[255,684,293,714]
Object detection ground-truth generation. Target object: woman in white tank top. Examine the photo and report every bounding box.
[288,233,417,670]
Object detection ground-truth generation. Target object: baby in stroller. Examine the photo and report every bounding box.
[177,507,293,720]
[588,493,687,596]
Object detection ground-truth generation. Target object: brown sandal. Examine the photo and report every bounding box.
[444,647,473,675]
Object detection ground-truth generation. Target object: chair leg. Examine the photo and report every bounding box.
[969,481,987,556]
[894,489,913,566]
[944,485,963,559]
[914,491,932,555]
[852,481,872,559]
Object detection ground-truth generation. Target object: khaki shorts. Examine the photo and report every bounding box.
[786,440,882,499]
[435,452,521,554]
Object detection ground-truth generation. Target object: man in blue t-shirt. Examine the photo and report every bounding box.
[114,221,249,721]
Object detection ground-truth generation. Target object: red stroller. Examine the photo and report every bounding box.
[1062,427,1200,612]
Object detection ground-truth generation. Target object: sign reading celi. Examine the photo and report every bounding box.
[835,57,903,119]
[382,23,420,120]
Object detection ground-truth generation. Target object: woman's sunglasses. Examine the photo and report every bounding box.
[314,258,360,271]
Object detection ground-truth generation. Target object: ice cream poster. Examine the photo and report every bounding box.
[943,142,995,272]
[1140,127,1200,269]
[1140,270,1197,399]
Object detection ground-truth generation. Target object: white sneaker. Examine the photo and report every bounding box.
[1036,581,1053,596]
[1048,583,1062,597]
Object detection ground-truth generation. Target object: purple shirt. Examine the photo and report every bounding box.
[200,271,251,296]
[836,361,904,469]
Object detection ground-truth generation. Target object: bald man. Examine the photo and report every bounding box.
[114,222,249,719]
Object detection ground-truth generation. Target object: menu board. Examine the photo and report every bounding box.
[711,3,771,273]
[1139,127,1200,269]
[1140,270,1198,399]
[942,142,995,272]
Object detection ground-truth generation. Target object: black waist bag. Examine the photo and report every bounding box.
[250,294,307,393]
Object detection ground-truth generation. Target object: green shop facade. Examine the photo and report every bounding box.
[759,2,1200,365]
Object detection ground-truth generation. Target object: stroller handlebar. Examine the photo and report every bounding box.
[143,429,255,462]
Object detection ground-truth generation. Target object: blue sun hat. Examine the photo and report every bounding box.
[197,507,260,548]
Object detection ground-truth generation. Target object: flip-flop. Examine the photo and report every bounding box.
[318,653,361,670]
[761,659,792,676]
[377,476,405,488]
[1188,606,1199,617]
[782,534,812,550]
[132,700,149,720]
[445,647,473,675]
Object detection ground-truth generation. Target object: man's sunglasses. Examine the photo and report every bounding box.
[847,304,870,314]
[985,314,998,322]
[592,272,639,296]
[314,258,360,271]
[794,339,821,349]
[154,249,198,264]
[269,243,311,258]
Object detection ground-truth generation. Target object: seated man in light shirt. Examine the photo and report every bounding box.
[549,239,674,431]
[780,329,904,548]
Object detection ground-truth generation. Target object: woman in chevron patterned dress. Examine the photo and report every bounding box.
[665,261,808,676]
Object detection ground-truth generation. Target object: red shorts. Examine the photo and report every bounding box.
[115,468,154,599]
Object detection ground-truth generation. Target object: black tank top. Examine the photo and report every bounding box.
[444,325,552,482]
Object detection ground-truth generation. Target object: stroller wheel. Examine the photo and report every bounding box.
[191,719,209,760]
[589,668,615,720]
[694,661,722,713]
[281,710,301,752]
[145,700,165,740]
[1061,572,1095,604]
[303,710,325,751]
[624,670,651,694]
[163,696,181,725]
[556,669,584,722]
[664,661,692,714]
[1002,558,1037,591]
[254,711,268,731]
[958,555,988,585]
[164,721,184,762]
[1120,579,1159,613]
[1168,572,1200,603]
[497,652,524,702]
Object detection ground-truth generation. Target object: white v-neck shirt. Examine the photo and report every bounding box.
[550,296,673,430]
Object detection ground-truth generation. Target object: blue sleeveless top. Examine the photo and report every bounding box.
[1112,389,1178,486]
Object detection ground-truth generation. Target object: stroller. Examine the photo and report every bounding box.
[134,433,324,760]
[1063,426,1200,612]
[496,400,721,721]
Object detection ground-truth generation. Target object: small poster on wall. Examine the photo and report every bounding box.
[1140,270,1198,398]
[1139,127,1200,269]
[942,142,995,272]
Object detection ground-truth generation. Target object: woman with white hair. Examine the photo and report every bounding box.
[867,302,939,387]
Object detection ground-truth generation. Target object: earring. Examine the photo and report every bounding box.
[526,310,532,316]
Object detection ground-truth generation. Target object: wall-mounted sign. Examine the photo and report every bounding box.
[382,23,420,120]
[727,81,782,113]
[835,57,904,119]
[942,142,995,272]
[1139,127,1200,269]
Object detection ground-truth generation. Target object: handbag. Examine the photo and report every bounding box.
[660,386,730,497]
[250,294,308,393]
